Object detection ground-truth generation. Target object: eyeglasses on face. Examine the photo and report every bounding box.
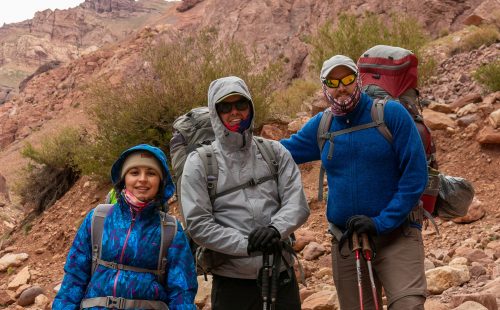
[323,73,357,88]
[216,98,251,114]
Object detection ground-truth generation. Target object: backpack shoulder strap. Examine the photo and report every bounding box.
[317,110,333,202]
[371,98,393,143]
[196,144,218,201]
[157,212,177,285]
[317,109,333,152]
[91,204,113,275]
[253,136,279,178]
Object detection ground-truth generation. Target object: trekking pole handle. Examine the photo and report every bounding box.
[352,231,361,252]
[361,233,373,260]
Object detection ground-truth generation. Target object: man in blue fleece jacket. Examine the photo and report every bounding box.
[281,55,428,310]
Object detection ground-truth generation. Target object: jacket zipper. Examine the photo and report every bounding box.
[113,211,136,297]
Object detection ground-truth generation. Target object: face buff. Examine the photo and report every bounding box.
[322,77,362,116]
[223,110,253,133]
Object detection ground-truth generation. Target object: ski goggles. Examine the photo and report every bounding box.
[323,73,357,88]
[216,98,251,114]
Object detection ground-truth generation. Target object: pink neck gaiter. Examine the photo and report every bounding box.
[122,189,151,213]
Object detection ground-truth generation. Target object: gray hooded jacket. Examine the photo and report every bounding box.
[180,76,309,279]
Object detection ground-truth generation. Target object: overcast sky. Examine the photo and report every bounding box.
[0,0,176,26]
[0,0,84,25]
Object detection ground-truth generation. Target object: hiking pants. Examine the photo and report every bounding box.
[211,270,301,310]
[331,225,426,310]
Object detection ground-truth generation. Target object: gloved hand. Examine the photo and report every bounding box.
[338,215,377,256]
[248,226,281,254]
[346,215,377,236]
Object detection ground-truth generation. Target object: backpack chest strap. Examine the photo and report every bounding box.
[94,258,160,275]
[212,174,276,201]
[321,121,380,160]
[80,296,169,309]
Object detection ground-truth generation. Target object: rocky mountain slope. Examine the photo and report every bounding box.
[0,0,175,100]
[0,0,499,309]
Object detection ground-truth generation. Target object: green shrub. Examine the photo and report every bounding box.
[308,12,436,86]
[474,60,500,92]
[81,28,282,179]
[270,79,318,118]
[451,25,499,55]
[17,128,82,212]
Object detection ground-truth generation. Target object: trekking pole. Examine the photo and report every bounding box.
[352,232,364,310]
[261,252,271,310]
[270,245,282,310]
[361,234,379,310]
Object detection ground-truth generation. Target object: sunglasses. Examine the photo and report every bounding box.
[323,73,357,88]
[216,98,250,114]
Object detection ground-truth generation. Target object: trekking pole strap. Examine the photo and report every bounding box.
[80,296,169,309]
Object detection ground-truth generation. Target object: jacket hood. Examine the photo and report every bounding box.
[207,76,254,151]
[111,144,175,203]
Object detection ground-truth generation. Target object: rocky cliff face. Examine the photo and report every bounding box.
[0,0,172,90]
[191,0,488,79]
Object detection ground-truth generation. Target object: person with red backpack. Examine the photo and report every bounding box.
[281,55,428,309]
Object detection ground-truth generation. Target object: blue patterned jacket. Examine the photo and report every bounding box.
[53,144,197,309]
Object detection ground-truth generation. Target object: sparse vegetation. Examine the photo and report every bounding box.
[80,28,282,179]
[451,25,499,55]
[16,128,82,213]
[307,13,436,86]
[473,60,500,92]
[270,79,318,118]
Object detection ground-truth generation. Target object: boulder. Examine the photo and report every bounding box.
[453,301,488,310]
[449,93,482,110]
[451,293,497,310]
[422,110,455,130]
[8,266,31,290]
[303,242,326,261]
[452,198,485,224]
[260,124,285,140]
[426,265,470,294]
[301,289,339,310]
[488,109,500,129]
[0,253,29,272]
[476,127,500,144]
[17,286,44,307]
[194,276,212,310]
[293,229,317,252]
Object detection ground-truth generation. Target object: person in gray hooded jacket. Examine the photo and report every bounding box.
[181,76,310,310]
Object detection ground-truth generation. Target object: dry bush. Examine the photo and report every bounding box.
[17,128,82,213]
[451,25,499,55]
[270,79,318,118]
[80,28,282,179]
[308,12,436,86]
[474,60,500,92]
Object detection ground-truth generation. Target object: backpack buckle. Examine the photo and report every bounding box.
[106,296,126,309]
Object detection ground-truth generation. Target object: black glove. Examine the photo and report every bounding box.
[248,226,281,254]
[346,215,377,236]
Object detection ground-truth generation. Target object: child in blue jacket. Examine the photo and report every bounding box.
[54,144,197,310]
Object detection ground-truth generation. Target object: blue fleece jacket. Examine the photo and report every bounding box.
[281,93,428,234]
